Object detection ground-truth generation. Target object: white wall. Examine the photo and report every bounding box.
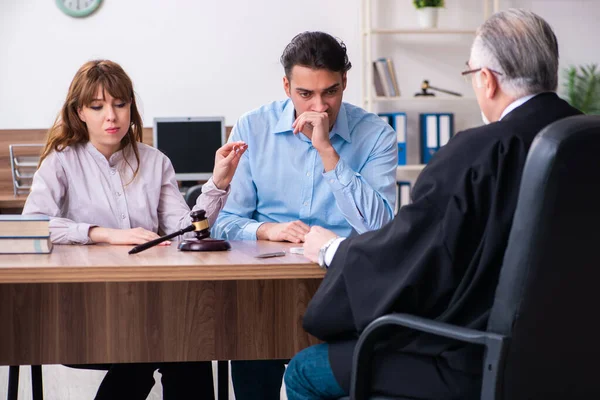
[0,1,597,131]
[0,0,363,129]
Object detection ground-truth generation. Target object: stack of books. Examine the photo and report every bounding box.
[0,215,52,254]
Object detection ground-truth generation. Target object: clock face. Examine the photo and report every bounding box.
[56,0,102,18]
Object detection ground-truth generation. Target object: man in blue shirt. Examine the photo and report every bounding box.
[212,31,398,400]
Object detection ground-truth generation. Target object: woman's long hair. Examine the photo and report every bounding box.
[40,60,143,179]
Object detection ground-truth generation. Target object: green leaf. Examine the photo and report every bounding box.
[413,0,444,9]
[562,64,600,114]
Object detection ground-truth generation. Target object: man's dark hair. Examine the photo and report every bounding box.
[280,31,352,78]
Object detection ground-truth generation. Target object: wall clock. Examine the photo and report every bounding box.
[56,0,102,18]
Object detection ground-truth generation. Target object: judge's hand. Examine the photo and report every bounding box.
[212,141,248,190]
[89,227,171,246]
[303,226,338,263]
[292,111,339,172]
[256,221,311,243]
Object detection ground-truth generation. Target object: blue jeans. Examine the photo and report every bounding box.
[284,344,347,400]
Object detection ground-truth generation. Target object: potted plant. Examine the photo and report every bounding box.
[413,0,445,29]
[562,64,600,114]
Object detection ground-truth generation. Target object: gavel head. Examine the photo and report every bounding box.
[190,210,211,240]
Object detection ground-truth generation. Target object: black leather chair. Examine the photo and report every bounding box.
[342,115,600,400]
[185,184,204,209]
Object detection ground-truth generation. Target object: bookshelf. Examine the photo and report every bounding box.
[362,1,501,202]
[397,164,425,182]
[361,0,501,111]
[373,96,478,103]
[397,165,426,172]
[362,0,501,177]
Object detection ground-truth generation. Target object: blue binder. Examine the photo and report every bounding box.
[395,180,412,215]
[379,112,407,165]
[419,113,454,163]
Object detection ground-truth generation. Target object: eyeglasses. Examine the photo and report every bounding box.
[461,62,504,83]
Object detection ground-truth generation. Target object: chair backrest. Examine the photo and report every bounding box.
[184,184,204,209]
[486,115,600,399]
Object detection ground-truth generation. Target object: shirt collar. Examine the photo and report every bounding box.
[272,100,351,143]
[272,99,296,134]
[330,103,351,143]
[85,141,125,167]
[499,93,539,121]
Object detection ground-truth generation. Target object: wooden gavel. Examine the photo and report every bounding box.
[415,80,462,97]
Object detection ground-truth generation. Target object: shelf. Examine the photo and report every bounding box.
[397,164,425,171]
[368,96,477,103]
[397,165,425,181]
[361,0,499,113]
[365,29,476,35]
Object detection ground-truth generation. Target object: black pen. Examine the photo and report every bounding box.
[255,251,286,259]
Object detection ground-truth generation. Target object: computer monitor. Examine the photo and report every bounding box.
[153,117,226,181]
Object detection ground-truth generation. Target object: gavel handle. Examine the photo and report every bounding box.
[128,225,195,254]
[429,85,463,97]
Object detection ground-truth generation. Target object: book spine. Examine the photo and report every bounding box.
[375,59,394,97]
[386,59,400,97]
[372,62,385,97]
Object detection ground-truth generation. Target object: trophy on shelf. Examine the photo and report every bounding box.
[415,80,462,97]
[128,209,231,254]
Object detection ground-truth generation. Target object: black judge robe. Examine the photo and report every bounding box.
[303,93,581,399]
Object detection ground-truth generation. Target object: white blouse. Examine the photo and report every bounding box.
[23,141,229,244]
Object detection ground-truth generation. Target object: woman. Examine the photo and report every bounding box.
[23,59,247,399]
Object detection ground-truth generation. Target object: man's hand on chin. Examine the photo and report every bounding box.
[292,111,340,172]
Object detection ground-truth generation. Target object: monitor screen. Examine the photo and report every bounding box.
[153,117,225,181]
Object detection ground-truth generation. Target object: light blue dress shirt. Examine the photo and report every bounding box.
[212,99,397,240]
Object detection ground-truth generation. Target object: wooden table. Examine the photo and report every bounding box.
[0,193,27,211]
[0,240,324,366]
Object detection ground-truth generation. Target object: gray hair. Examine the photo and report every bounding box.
[470,9,559,98]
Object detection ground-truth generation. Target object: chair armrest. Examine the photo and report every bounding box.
[368,313,502,345]
[349,313,508,400]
